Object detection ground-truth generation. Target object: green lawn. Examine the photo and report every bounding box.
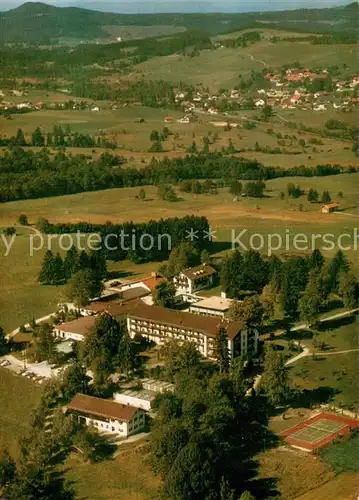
[301,314,359,352]
[134,41,356,90]
[289,351,359,411]
[320,435,359,473]
[0,367,42,457]
[249,41,357,69]
[134,48,258,90]
[0,227,63,332]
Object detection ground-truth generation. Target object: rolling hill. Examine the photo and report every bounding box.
[0,1,357,44]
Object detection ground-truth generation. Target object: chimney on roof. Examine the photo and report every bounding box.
[221,291,227,299]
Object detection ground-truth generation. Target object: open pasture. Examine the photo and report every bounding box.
[134,41,357,90]
[0,174,357,227]
[0,102,356,168]
[134,48,259,89]
[290,351,359,412]
[0,367,42,457]
[65,448,161,500]
[248,41,357,69]
[295,472,359,500]
[0,227,63,332]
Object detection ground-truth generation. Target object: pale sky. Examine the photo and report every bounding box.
[0,0,353,12]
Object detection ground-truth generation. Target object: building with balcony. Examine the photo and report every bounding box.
[173,264,217,295]
[127,303,258,359]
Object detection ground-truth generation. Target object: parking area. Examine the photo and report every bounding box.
[0,355,63,385]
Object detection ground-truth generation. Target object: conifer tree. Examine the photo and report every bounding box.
[14,128,26,146]
[214,327,230,373]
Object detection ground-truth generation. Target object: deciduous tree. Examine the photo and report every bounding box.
[339,271,358,308]
[66,269,103,307]
[260,346,289,406]
[230,296,264,329]
[152,281,176,308]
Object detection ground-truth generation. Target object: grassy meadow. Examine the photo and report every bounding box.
[294,472,359,500]
[289,351,358,411]
[0,367,42,457]
[0,102,356,170]
[65,450,161,500]
[134,41,357,90]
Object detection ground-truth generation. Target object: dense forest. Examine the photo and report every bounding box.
[0,148,354,203]
[37,215,210,263]
[0,2,357,44]
[0,30,212,77]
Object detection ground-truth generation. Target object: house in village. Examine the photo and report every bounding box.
[178,116,190,124]
[255,98,265,107]
[322,202,339,214]
[173,264,217,295]
[67,393,146,438]
[314,104,327,111]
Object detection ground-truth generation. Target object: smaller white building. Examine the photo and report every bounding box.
[189,294,235,318]
[113,389,155,412]
[67,393,145,438]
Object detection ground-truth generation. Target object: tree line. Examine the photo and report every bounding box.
[37,214,210,263]
[0,147,354,203]
[220,248,358,323]
[0,127,118,149]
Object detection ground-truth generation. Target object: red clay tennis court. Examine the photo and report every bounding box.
[280,412,359,451]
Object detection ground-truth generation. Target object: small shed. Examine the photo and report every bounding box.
[322,202,339,214]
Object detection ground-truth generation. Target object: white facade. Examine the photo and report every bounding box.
[76,409,145,438]
[173,271,215,295]
[53,328,85,342]
[126,315,249,359]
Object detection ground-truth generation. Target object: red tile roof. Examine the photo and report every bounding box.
[67,393,138,422]
[126,274,165,291]
[323,202,339,209]
[287,75,302,82]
